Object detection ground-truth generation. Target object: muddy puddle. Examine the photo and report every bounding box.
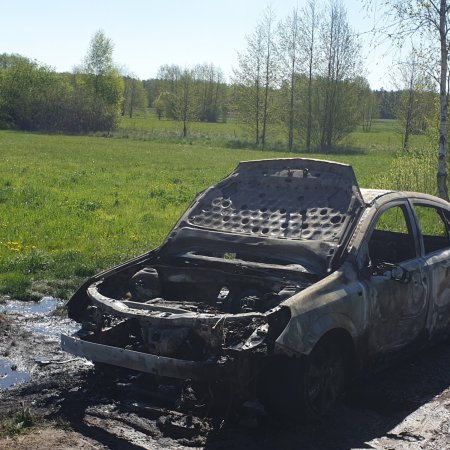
[0,357,31,390]
[0,297,79,339]
[0,297,81,391]
[0,296,59,315]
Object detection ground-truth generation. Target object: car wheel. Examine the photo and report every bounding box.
[257,338,347,419]
[301,338,346,418]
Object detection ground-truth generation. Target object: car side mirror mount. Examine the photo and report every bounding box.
[390,264,412,284]
[370,261,411,284]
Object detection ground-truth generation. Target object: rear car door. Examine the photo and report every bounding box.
[411,202,450,338]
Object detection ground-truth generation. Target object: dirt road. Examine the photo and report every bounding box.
[1,298,450,449]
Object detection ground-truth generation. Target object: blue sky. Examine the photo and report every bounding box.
[1,0,395,89]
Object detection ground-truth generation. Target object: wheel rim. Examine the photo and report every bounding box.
[305,342,345,415]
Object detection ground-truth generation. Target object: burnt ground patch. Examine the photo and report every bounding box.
[1,301,450,449]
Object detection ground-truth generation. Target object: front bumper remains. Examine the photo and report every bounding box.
[61,333,244,382]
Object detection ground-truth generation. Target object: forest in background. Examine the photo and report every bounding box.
[0,2,437,153]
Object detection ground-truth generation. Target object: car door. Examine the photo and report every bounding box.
[364,202,428,355]
[412,202,450,338]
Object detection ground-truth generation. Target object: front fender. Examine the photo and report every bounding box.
[275,312,358,356]
[274,263,367,356]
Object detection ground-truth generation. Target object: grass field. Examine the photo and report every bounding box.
[119,110,429,152]
[0,118,435,300]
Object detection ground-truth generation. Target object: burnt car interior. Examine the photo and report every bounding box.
[368,205,416,266]
[369,229,416,265]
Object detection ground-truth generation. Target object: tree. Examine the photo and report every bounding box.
[194,63,227,122]
[0,47,124,133]
[122,76,147,118]
[154,91,175,119]
[157,64,182,94]
[0,56,73,131]
[152,63,227,125]
[260,7,278,149]
[355,77,378,132]
[79,30,123,131]
[83,30,114,76]
[318,1,361,151]
[155,67,198,136]
[300,0,321,150]
[393,51,426,150]
[278,8,302,150]
[234,8,278,148]
[175,69,199,137]
[0,53,29,69]
[234,26,264,146]
[143,78,160,108]
[366,0,450,199]
[392,52,437,150]
[374,89,399,119]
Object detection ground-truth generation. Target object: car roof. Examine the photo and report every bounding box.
[360,188,393,205]
[360,188,450,209]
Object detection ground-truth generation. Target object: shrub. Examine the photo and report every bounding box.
[373,149,437,195]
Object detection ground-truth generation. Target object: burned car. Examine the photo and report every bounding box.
[61,158,450,418]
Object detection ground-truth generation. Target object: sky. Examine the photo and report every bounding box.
[1,0,398,90]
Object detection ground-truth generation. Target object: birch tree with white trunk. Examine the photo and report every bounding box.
[366,0,450,200]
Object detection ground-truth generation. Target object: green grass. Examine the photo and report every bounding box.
[0,403,35,437]
[118,109,255,147]
[342,119,429,153]
[0,117,432,300]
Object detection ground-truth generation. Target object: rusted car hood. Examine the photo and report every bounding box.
[163,158,364,274]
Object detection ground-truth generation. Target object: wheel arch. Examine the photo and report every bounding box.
[313,327,357,379]
[277,311,358,356]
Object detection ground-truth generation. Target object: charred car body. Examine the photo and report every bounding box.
[62,158,450,417]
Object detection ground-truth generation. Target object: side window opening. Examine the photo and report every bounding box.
[413,205,450,254]
[368,205,416,265]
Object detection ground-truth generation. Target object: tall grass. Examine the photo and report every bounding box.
[372,149,437,195]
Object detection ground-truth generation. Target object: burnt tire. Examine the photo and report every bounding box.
[258,338,346,420]
[301,338,346,419]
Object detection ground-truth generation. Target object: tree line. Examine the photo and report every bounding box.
[0,4,439,154]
